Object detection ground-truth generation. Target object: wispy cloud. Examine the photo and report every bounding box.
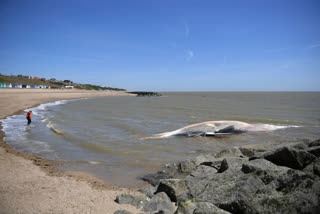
[185,24,190,38]
[186,50,194,60]
[306,43,320,50]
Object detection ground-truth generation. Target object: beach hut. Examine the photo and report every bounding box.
[0,83,4,88]
[35,85,39,88]
[3,83,7,87]
[26,85,31,88]
[8,83,12,88]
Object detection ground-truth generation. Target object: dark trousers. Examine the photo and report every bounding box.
[27,118,31,125]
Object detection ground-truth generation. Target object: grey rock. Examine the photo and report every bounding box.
[114,210,133,214]
[140,164,180,186]
[310,139,320,147]
[306,146,320,157]
[186,166,265,214]
[156,179,188,202]
[302,162,315,177]
[215,147,244,158]
[248,176,320,214]
[142,192,175,214]
[194,202,231,214]
[175,200,230,214]
[263,146,316,169]
[191,165,218,177]
[314,159,320,177]
[242,159,289,184]
[217,159,229,173]
[239,147,266,158]
[288,141,310,150]
[184,165,217,199]
[179,154,215,173]
[215,175,265,213]
[202,157,248,173]
[139,186,157,198]
[272,169,312,193]
[115,194,149,208]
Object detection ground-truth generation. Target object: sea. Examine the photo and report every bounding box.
[1,92,320,187]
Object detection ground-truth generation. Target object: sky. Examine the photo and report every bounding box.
[1,0,320,91]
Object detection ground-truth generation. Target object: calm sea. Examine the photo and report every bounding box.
[2,92,320,187]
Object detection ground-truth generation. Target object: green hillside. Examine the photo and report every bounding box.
[0,74,126,91]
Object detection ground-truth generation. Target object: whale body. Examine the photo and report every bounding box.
[145,120,291,139]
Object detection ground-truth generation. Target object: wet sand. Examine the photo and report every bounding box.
[0,89,143,214]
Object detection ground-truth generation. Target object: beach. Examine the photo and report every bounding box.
[0,89,142,214]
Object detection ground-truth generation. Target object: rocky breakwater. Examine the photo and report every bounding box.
[115,139,320,214]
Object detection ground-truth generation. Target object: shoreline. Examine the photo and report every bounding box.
[0,89,143,213]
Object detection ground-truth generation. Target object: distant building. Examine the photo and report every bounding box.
[23,76,32,79]
[18,75,23,78]
[22,85,31,88]
[64,80,72,83]
[33,76,41,80]
[50,78,56,82]
[65,85,74,89]
[41,78,46,81]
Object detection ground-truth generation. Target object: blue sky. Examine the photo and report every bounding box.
[1,0,319,91]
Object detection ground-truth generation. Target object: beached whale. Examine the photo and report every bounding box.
[145,120,293,139]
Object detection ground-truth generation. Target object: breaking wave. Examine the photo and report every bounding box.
[47,122,65,135]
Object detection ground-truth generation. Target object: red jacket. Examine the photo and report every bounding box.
[26,112,32,119]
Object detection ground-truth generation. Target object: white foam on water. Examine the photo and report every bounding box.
[88,161,100,165]
[0,99,73,156]
[47,122,65,135]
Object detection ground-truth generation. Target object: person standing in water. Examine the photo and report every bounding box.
[26,111,32,125]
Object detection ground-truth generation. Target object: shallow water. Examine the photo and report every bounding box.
[2,92,320,187]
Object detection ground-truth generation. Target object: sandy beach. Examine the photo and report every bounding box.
[0,89,142,214]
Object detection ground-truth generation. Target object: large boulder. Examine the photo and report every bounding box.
[139,186,157,198]
[142,192,176,214]
[310,139,320,147]
[201,157,248,173]
[179,154,216,173]
[115,194,149,208]
[194,202,231,214]
[242,159,290,184]
[175,200,230,214]
[215,147,244,158]
[272,169,312,193]
[140,164,180,186]
[263,146,316,169]
[217,159,229,173]
[306,146,320,157]
[185,167,265,214]
[239,147,266,158]
[248,176,320,213]
[314,159,320,177]
[156,179,188,202]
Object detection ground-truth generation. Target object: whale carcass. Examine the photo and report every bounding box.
[146,120,290,139]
